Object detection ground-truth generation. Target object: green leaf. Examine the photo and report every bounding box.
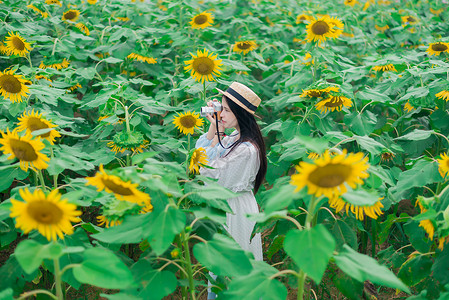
[344,111,377,136]
[131,259,177,300]
[221,59,251,71]
[354,135,386,156]
[262,178,305,213]
[284,225,336,283]
[341,188,380,207]
[73,247,134,289]
[142,205,186,255]
[104,57,124,64]
[357,89,392,103]
[15,240,63,274]
[398,255,433,287]
[403,221,432,253]
[328,219,357,251]
[92,214,148,244]
[394,129,434,141]
[222,260,287,300]
[332,272,364,300]
[334,245,410,292]
[0,288,14,300]
[193,233,253,277]
[77,67,97,80]
[432,245,449,286]
[0,167,28,193]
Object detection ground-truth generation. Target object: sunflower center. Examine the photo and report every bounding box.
[194,14,207,25]
[325,98,344,107]
[27,117,51,137]
[308,90,322,97]
[64,11,77,20]
[10,138,38,161]
[311,21,330,35]
[238,42,251,50]
[407,16,416,23]
[192,57,214,75]
[180,115,197,128]
[309,163,352,187]
[101,178,134,196]
[432,43,447,52]
[27,201,63,224]
[0,75,22,94]
[11,37,25,50]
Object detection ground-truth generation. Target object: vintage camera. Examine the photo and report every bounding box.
[200,101,222,117]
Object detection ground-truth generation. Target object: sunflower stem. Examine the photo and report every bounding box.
[16,289,58,300]
[297,269,307,300]
[125,105,131,134]
[51,38,59,56]
[203,80,207,102]
[53,258,64,300]
[181,230,196,300]
[37,170,47,190]
[305,196,318,230]
[175,234,188,299]
[186,134,191,176]
[50,148,58,189]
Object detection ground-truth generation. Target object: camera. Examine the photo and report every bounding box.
[200,101,222,117]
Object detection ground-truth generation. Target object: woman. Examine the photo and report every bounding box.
[195,82,267,298]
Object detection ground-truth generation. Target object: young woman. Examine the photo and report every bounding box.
[196,82,267,297]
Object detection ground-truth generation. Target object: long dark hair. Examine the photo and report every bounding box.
[223,95,267,194]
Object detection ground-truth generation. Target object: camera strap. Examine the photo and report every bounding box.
[214,112,238,150]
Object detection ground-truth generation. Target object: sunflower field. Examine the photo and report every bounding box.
[1,0,449,299]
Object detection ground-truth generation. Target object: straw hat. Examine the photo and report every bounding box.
[217,82,261,115]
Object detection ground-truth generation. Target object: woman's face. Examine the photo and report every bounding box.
[220,97,239,130]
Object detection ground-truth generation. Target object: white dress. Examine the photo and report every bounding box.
[196,131,263,261]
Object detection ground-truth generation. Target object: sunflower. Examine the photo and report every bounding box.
[404,101,415,113]
[184,49,223,83]
[85,164,150,205]
[372,64,397,72]
[401,16,418,26]
[439,236,449,251]
[430,7,444,15]
[107,131,148,154]
[426,42,449,56]
[0,69,30,103]
[380,150,395,162]
[10,188,81,241]
[306,16,340,43]
[115,17,130,22]
[328,196,383,220]
[300,86,339,98]
[315,94,353,113]
[190,147,208,174]
[17,110,61,144]
[45,0,62,6]
[27,4,48,18]
[87,0,97,4]
[0,44,8,55]
[75,23,90,35]
[435,90,449,102]
[344,0,359,7]
[375,24,389,32]
[67,83,82,92]
[415,199,435,240]
[233,41,257,55]
[39,58,70,70]
[62,10,80,22]
[437,153,449,178]
[0,128,50,171]
[290,150,370,199]
[296,14,312,24]
[172,111,204,135]
[127,53,157,64]
[189,11,214,29]
[97,215,122,228]
[301,53,314,65]
[140,199,153,214]
[35,75,52,82]
[3,32,32,57]
[307,152,320,160]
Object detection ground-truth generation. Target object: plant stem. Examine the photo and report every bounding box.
[175,234,188,298]
[305,196,318,230]
[53,258,63,300]
[186,134,191,176]
[17,290,58,300]
[297,270,307,300]
[50,148,58,189]
[203,81,207,102]
[38,170,47,190]
[125,105,131,134]
[181,230,196,300]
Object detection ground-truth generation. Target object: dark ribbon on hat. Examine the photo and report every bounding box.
[226,87,258,112]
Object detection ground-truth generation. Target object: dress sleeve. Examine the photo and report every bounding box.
[195,133,230,161]
[200,143,260,193]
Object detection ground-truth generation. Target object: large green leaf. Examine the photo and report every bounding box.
[73,247,134,289]
[344,111,377,136]
[334,245,410,292]
[142,205,186,255]
[0,289,13,300]
[328,219,357,251]
[130,259,177,300]
[398,255,433,287]
[15,240,63,274]
[92,214,148,244]
[284,225,336,283]
[222,260,287,300]
[193,233,253,277]
[432,245,449,286]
